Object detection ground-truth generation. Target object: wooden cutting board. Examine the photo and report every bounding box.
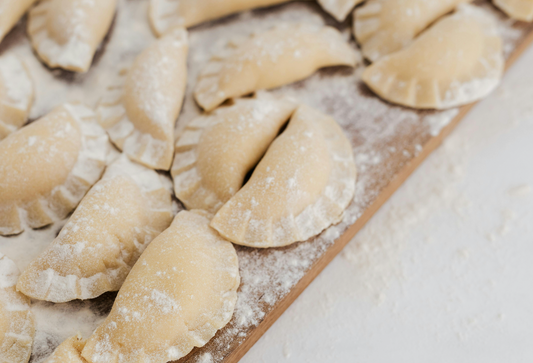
[0,1,531,363]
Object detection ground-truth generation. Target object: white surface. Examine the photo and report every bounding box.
[241,43,533,363]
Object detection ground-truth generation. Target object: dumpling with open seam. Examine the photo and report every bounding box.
[149,0,295,35]
[362,4,503,110]
[80,210,240,363]
[97,28,188,171]
[354,0,471,62]
[211,105,356,248]
[0,103,109,236]
[0,254,35,363]
[17,155,173,303]
[172,93,297,213]
[194,23,359,111]
[0,54,33,141]
[27,0,118,72]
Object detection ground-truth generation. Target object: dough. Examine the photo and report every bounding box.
[172,93,297,213]
[354,0,471,62]
[81,211,240,363]
[0,54,33,141]
[362,4,503,109]
[318,0,364,21]
[27,0,118,72]
[0,103,109,236]
[0,0,37,44]
[97,28,188,170]
[149,0,293,35]
[0,254,35,363]
[17,155,173,303]
[44,335,86,363]
[494,0,533,21]
[211,105,356,248]
[194,23,359,111]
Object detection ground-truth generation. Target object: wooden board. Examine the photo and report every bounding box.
[0,1,531,363]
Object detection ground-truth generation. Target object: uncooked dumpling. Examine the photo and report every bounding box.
[318,0,364,21]
[28,0,117,72]
[0,0,37,44]
[211,105,356,248]
[172,94,297,213]
[97,28,188,170]
[362,4,503,110]
[0,103,109,236]
[81,210,240,363]
[44,334,86,363]
[0,254,35,363]
[494,0,533,21]
[149,0,293,35]
[354,0,471,62]
[194,23,359,111]
[0,54,33,140]
[17,155,173,303]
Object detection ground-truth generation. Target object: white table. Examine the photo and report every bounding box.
[242,44,533,363]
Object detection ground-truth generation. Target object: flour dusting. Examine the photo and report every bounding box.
[508,184,531,198]
[0,0,530,362]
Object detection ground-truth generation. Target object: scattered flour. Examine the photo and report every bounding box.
[486,208,518,242]
[0,0,530,362]
[508,184,531,198]
[426,109,460,136]
[343,136,470,302]
[196,353,214,363]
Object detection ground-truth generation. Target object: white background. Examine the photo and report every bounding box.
[241,43,533,363]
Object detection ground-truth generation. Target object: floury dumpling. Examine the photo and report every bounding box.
[194,23,359,111]
[0,104,109,236]
[80,211,240,363]
[28,0,118,72]
[211,105,356,248]
[17,156,173,303]
[362,5,503,109]
[97,28,188,170]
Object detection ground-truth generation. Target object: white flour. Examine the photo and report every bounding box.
[508,184,532,198]
[0,1,530,362]
[343,134,471,303]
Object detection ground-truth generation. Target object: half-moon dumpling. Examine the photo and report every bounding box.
[81,210,240,363]
[0,103,109,236]
[210,105,356,248]
[44,335,86,363]
[172,94,297,213]
[149,0,293,35]
[0,254,35,363]
[27,0,118,72]
[494,0,533,21]
[97,28,188,170]
[318,0,364,22]
[362,4,503,110]
[354,0,471,62]
[194,23,359,111]
[0,54,33,141]
[0,0,37,44]
[17,155,173,303]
